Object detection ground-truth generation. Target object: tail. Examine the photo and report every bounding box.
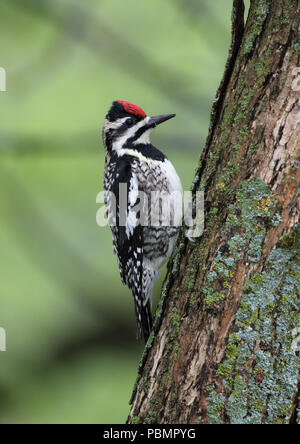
[134,297,153,343]
[131,263,156,342]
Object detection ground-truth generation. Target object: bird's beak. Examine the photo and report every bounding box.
[148,114,176,128]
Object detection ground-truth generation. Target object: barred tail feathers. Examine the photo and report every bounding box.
[133,290,153,342]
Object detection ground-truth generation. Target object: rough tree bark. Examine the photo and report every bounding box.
[128,0,300,424]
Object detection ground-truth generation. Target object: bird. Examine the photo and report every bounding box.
[102,100,183,342]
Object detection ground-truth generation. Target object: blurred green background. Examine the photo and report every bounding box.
[0,0,249,424]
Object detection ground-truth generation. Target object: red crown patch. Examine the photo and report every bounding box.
[117,100,146,118]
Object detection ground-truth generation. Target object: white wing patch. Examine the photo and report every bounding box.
[126,174,139,237]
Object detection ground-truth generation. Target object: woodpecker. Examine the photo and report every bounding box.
[102,100,183,342]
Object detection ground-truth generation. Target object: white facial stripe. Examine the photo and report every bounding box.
[103,117,126,132]
[133,128,151,145]
[121,149,151,162]
[112,116,150,152]
[118,117,131,124]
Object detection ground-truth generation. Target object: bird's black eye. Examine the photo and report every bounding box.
[126,118,134,126]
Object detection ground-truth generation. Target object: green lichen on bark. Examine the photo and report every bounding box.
[242,0,270,56]
[201,178,280,311]
[207,223,300,424]
[200,0,298,201]
[294,40,300,55]
[131,416,141,424]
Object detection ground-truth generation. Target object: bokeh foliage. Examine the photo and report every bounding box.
[0,0,243,423]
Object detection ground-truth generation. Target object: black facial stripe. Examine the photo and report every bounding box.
[127,124,149,144]
[115,120,134,137]
[126,142,167,161]
[105,119,146,149]
[105,120,132,143]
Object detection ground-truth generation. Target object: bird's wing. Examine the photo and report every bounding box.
[109,157,153,340]
[108,157,142,284]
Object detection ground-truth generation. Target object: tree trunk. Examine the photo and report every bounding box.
[128,0,300,424]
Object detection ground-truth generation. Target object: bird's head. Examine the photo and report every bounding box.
[102,100,175,153]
